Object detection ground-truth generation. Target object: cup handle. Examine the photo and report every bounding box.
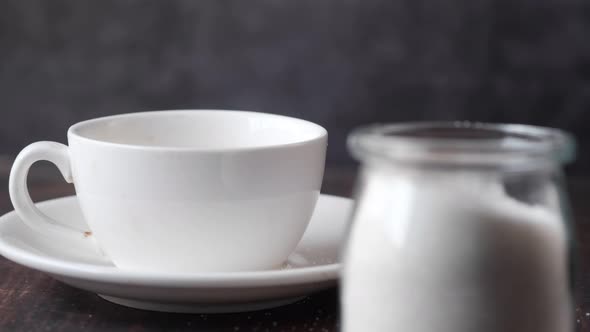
[9,142,105,256]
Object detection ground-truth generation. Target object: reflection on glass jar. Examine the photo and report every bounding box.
[341,122,576,332]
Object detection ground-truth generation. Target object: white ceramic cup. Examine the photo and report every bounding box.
[9,110,327,273]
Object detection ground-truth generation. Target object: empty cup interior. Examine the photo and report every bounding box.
[69,110,326,150]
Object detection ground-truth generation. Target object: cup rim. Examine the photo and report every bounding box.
[68,110,328,152]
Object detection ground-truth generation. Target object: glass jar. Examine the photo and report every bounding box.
[341,122,576,332]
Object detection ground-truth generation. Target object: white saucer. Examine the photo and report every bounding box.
[0,194,352,313]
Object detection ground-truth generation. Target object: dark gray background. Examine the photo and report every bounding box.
[1,0,589,171]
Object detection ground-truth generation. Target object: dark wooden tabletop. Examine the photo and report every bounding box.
[0,163,589,331]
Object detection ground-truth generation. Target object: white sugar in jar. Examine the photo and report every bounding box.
[342,123,575,332]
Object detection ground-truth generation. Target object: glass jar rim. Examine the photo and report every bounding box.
[348,122,576,168]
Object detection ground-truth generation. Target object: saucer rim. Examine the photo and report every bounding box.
[0,195,347,287]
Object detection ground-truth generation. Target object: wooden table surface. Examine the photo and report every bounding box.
[0,163,589,331]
